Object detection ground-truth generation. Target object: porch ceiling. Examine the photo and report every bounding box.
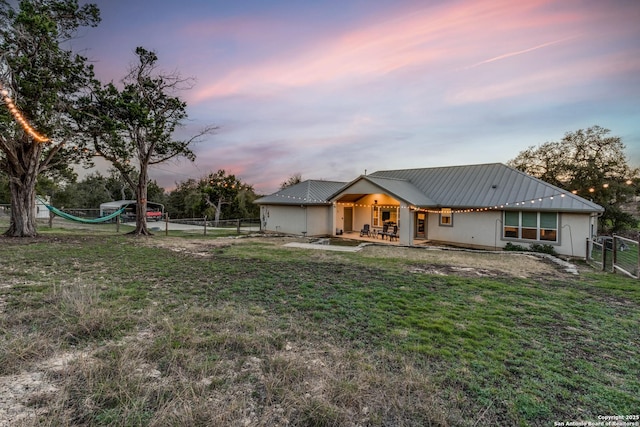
[335,193,367,203]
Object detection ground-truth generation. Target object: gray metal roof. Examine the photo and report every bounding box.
[362,176,436,206]
[257,163,604,213]
[369,163,604,212]
[255,180,346,205]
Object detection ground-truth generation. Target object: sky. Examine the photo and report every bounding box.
[70,0,640,194]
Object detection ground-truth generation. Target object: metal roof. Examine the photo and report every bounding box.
[256,163,604,213]
[360,176,436,206]
[369,163,604,212]
[255,180,346,205]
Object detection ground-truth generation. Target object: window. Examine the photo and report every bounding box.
[439,208,452,226]
[504,211,519,238]
[521,212,537,240]
[503,211,558,242]
[539,212,558,241]
[373,206,398,227]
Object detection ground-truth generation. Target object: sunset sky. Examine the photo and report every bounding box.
[71,0,640,194]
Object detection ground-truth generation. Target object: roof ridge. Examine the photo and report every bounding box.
[372,162,503,175]
[366,175,409,182]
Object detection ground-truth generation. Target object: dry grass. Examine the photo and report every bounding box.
[1,232,637,426]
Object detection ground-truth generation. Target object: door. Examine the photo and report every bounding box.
[343,207,353,232]
[415,212,426,238]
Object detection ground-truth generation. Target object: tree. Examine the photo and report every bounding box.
[165,178,200,219]
[105,168,134,201]
[200,170,257,224]
[164,171,259,220]
[0,172,9,204]
[0,0,100,236]
[280,173,302,189]
[81,47,214,235]
[61,172,111,208]
[509,126,638,233]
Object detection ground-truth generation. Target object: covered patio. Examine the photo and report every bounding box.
[329,176,422,246]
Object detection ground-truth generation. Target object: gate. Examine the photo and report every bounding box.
[612,234,639,279]
[588,234,640,279]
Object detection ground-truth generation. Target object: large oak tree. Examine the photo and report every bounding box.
[81,47,214,235]
[508,126,638,233]
[0,0,99,236]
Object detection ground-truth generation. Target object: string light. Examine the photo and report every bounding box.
[0,82,50,143]
[268,189,588,214]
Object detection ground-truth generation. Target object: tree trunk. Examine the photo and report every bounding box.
[131,165,151,236]
[3,145,40,237]
[214,198,222,227]
[5,178,38,237]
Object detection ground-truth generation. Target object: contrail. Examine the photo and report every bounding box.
[463,36,577,70]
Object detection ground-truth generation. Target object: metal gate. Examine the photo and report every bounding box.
[588,235,639,279]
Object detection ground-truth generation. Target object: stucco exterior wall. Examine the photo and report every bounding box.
[260,203,596,258]
[426,210,503,251]
[425,210,595,257]
[260,204,332,236]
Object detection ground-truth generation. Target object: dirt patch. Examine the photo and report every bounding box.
[142,235,574,279]
[0,351,91,427]
[361,245,568,279]
[143,235,299,252]
[408,264,505,278]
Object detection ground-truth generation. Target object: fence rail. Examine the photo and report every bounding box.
[588,234,639,279]
[168,217,261,233]
[612,235,639,278]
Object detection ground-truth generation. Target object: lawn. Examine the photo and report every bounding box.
[0,229,638,426]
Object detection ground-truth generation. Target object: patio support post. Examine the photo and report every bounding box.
[399,204,413,246]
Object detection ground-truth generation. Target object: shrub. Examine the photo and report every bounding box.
[504,242,527,252]
[504,242,558,256]
[529,243,558,256]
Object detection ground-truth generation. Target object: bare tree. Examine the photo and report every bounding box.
[280,173,302,189]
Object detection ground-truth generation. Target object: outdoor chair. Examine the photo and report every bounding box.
[360,224,371,237]
[379,224,389,239]
[389,225,399,241]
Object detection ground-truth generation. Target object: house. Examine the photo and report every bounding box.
[255,163,604,257]
[256,180,346,236]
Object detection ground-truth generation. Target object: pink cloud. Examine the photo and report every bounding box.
[447,50,640,105]
[191,0,585,103]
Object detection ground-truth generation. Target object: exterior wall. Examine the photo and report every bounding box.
[260,204,332,236]
[425,209,594,257]
[333,203,345,234]
[426,210,503,251]
[557,212,595,258]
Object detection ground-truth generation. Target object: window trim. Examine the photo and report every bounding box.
[439,208,453,227]
[372,205,399,227]
[502,211,558,243]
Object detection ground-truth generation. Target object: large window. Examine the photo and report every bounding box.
[503,211,558,242]
[373,206,398,227]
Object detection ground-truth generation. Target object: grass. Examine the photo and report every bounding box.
[0,228,639,426]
